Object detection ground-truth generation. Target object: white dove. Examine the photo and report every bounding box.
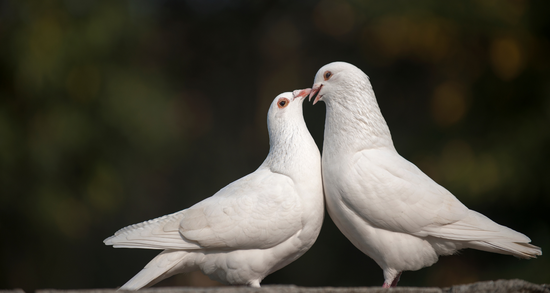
[309,61,542,288]
[104,89,324,290]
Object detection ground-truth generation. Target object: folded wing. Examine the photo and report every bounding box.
[345,148,540,258]
[104,168,303,251]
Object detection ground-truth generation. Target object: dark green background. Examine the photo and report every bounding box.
[1,0,548,291]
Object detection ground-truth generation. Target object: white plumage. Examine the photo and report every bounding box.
[104,89,324,290]
[309,61,541,287]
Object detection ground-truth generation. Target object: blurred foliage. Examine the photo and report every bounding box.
[1,0,549,291]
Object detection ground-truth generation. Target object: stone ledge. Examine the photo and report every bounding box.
[445,279,549,293]
[1,290,25,293]
[6,279,547,293]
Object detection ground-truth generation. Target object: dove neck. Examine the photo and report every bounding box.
[324,91,394,152]
[262,117,320,179]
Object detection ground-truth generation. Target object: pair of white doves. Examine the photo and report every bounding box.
[104,62,541,290]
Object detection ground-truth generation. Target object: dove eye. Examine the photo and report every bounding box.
[324,71,332,80]
[277,98,290,109]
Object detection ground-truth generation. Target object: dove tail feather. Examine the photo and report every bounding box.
[104,211,200,250]
[119,250,190,291]
[106,211,182,244]
[425,210,542,259]
[468,240,542,259]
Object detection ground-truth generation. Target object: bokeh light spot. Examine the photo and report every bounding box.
[366,16,457,64]
[86,163,124,212]
[260,19,302,62]
[313,0,355,38]
[490,38,523,81]
[66,65,101,102]
[53,197,92,240]
[431,82,468,127]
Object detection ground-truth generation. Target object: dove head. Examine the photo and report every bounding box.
[267,89,311,125]
[265,89,311,147]
[309,62,394,149]
[309,61,373,106]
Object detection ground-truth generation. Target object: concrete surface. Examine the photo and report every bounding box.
[16,279,549,293]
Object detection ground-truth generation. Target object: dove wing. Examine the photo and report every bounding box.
[340,148,537,253]
[179,168,303,249]
[341,148,470,236]
[105,168,303,250]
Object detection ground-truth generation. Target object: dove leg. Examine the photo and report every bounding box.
[382,268,402,288]
[382,270,402,288]
[248,279,261,287]
[390,272,402,287]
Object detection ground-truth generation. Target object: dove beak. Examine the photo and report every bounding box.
[309,84,323,105]
[292,88,312,101]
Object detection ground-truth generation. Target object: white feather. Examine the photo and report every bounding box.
[104,89,324,290]
[310,61,541,287]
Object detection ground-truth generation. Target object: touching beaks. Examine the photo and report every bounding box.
[309,84,323,105]
[292,88,311,100]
